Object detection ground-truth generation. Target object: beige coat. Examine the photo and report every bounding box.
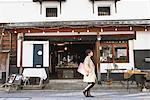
[83,56,97,83]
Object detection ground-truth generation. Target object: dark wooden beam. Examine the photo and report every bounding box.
[60,0,62,14]
[115,0,117,13]
[42,0,66,1]
[40,1,42,15]
[92,0,95,14]
[91,0,120,1]
[19,33,24,74]
[95,34,101,84]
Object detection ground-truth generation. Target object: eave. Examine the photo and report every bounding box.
[0,19,149,34]
[3,19,150,29]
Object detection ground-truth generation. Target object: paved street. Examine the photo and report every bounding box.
[0,90,150,100]
[0,79,150,100]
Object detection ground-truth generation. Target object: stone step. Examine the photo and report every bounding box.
[45,79,138,90]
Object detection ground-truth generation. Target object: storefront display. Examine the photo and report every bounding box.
[100,41,129,63]
[50,43,94,79]
[56,50,81,78]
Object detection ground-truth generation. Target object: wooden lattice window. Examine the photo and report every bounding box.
[98,7,110,16]
[46,8,57,17]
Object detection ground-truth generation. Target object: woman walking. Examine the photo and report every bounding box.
[83,49,97,97]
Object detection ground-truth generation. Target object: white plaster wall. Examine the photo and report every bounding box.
[117,0,149,19]
[100,40,134,73]
[17,38,21,67]
[0,1,43,22]
[60,0,92,20]
[22,41,33,67]
[134,32,150,50]
[17,40,49,67]
[0,0,149,22]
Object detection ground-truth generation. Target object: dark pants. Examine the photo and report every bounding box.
[84,82,95,92]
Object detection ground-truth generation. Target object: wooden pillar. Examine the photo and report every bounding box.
[0,35,3,51]
[95,33,101,84]
[9,32,12,55]
[6,51,10,83]
[0,29,4,51]
[19,33,24,74]
[19,40,23,74]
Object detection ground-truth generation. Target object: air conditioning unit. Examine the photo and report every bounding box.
[145,58,150,63]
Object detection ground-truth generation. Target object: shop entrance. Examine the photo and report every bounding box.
[33,44,43,67]
[24,35,97,79]
[50,42,95,79]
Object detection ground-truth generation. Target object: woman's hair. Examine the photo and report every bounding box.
[85,49,92,56]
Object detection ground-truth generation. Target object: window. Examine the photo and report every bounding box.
[100,41,129,63]
[98,7,110,16]
[100,45,113,63]
[46,8,57,17]
[114,45,128,62]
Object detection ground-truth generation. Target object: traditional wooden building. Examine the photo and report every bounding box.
[0,0,150,83]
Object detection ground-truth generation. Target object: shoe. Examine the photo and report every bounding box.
[87,95,94,97]
[83,90,87,97]
[87,91,94,97]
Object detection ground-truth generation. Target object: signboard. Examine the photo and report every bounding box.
[144,58,150,62]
